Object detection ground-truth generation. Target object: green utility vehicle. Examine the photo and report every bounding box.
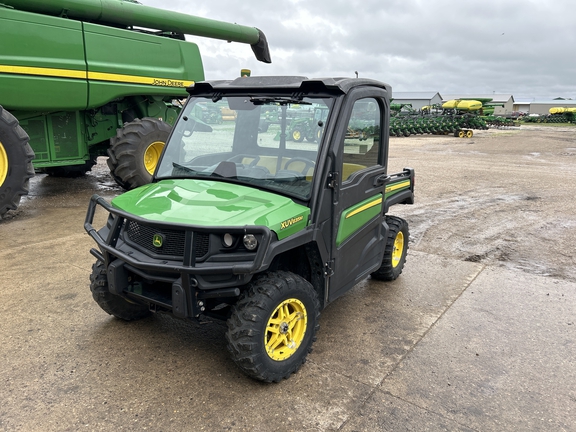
[0,0,270,217]
[84,76,415,382]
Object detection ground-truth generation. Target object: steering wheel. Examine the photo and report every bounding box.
[284,157,315,175]
[226,154,270,178]
[226,154,261,167]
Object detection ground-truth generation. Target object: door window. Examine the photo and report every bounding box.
[341,98,381,181]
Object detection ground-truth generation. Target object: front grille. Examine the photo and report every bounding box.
[195,231,210,257]
[124,221,209,259]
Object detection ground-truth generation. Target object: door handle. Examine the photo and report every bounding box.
[373,174,389,187]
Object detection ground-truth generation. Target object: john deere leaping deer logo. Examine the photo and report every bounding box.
[152,234,164,248]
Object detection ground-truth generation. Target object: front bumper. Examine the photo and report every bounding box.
[84,194,272,317]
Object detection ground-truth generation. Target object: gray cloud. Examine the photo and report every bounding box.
[143,0,576,99]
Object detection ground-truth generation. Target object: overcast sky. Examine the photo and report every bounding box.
[144,0,575,100]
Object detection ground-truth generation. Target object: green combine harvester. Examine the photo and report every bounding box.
[0,0,271,217]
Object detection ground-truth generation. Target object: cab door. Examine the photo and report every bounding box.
[327,90,390,302]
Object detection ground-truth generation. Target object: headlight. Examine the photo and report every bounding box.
[223,233,234,248]
[243,234,258,251]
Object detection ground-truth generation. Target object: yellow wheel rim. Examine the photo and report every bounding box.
[0,141,8,187]
[265,298,307,361]
[144,141,165,175]
[391,231,405,268]
[292,130,301,141]
[458,130,465,138]
[466,130,473,138]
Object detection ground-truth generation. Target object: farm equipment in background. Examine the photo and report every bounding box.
[521,107,576,124]
[436,99,488,137]
[482,115,520,128]
[288,106,330,142]
[443,98,519,129]
[259,105,330,143]
[387,97,527,138]
[391,103,416,115]
[0,0,271,217]
[389,99,488,138]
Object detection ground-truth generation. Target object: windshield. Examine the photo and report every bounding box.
[155,95,333,200]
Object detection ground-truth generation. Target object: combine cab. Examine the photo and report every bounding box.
[0,0,270,217]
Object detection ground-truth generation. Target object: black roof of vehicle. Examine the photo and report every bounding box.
[188,76,391,96]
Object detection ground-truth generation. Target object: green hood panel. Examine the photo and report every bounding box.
[111,180,310,240]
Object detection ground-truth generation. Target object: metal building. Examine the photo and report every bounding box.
[391,92,443,111]
[528,100,576,115]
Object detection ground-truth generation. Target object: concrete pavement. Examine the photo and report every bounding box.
[1,183,574,431]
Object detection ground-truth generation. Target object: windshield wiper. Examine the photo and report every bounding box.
[250,97,311,106]
[172,162,202,176]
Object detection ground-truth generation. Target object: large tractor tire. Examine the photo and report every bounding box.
[107,117,171,190]
[371,216,409,281]
[226,271,320,382]
[0,106,35,218]
[89,261,151,321]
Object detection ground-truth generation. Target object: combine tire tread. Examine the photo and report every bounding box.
[107,117,171,190]
[0,105,35,218]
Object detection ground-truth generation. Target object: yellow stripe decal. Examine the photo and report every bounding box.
[88,71,194,88]
[0,65,86,79]
[385,180,411,193]
[0,65,193,88]
[345,196,382,219]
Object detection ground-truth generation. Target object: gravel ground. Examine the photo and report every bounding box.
[4,124,576,283]
[388,125,576,282]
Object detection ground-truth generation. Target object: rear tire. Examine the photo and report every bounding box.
[371,216,409,281]
[0,105,35,218]
[226,271,320,382]
[107,117,171,190]
[89,261,151,321]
